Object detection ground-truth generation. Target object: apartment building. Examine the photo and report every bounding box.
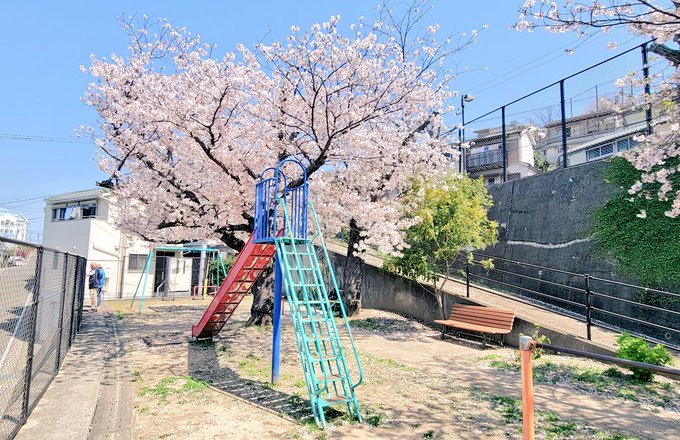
[0,209,28,241]
[464,122,541,185]
[535,107,646,167]
[42,189,209,300]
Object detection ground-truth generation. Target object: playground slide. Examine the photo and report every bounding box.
[191,233,275,339]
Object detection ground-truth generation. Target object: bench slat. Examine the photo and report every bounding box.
[439,304,515,333]
[434,319,513,335]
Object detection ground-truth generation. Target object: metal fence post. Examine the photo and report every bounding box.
[560,80,568,168]
[77,258,85,332]
[68,255,80,345]
[465,259,471,298]
[55,253,69,372]
[519,336,535,440]
[21,247,43,423]
[501,106,507,182]
[585,274,592,340]
[641,43,653,135]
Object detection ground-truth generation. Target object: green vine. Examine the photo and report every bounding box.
[590,157,680,290]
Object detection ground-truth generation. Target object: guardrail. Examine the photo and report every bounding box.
[518,335,680,440]
[454,252,679,350]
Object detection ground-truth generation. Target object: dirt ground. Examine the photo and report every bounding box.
[105,296,679,440]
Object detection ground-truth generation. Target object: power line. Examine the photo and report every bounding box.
[0,196,49,205]
[0,133,93,144]
[467,35,640,97]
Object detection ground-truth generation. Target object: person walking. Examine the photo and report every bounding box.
[96,264,105,310]
[88,262,99,311]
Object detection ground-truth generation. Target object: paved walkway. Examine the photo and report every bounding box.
[16,308,133,440]
[325,241,645,355]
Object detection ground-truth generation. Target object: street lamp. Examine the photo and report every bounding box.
[458,93,475,173]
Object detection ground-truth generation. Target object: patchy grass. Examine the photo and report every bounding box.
[139,376,209,403]
[132,370,143,384]
[237,352,269,380]
[363,406,387,427]
[360,351,415,372]
[422,430,435,439]
[484,393,642,439]
[481,354,678,410]
[487,395,522,424]
[216,344,232,356]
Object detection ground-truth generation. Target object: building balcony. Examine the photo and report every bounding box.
[466,149,504,171]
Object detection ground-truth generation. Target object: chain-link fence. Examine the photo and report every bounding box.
[0,236,85,439]
[461,41,673,183]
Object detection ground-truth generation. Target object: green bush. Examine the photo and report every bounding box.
[616,333,673,381]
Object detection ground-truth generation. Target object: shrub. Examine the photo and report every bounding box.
[616,333,673,382]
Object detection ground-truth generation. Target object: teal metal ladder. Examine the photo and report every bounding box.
[275,199,363,428]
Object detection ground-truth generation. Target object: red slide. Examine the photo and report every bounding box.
[192,233,275,339]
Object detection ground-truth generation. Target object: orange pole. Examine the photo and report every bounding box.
[520,335,535,440]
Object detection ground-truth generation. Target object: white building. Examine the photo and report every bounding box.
[464,122,542,185]
[535,107,647,167]
[42,189,211,300]
[0,209,28,241]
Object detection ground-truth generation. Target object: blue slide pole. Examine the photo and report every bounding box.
[271,255,283,384]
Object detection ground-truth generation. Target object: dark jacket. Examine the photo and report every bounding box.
[89,270,99,289]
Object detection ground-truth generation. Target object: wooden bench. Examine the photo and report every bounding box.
[434,304,515,348]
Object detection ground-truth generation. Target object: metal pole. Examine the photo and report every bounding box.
[585,275,592,341]
[68,254,80,345]
[55,254,69,372]
[519,336,535,440]
[560,80,568,168]
[22,247,43,423]
[501,106,507,182]
[271,256,283,384]
[465,259,470,298]
[641,43,653,135]
[138,251,153,314]
[537,342,680,377]
[198,246,207,299]
[77,258,85,331]
[459,95,465,173]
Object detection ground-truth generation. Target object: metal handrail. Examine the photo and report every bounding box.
[276,199,332,396]
[277,197,364,394]
[308,200,364,391]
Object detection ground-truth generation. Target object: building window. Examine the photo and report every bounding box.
[508,173,521,181]
[51,202,97,221]
[586,143,615,161]
[565,127,572,138]
[128,254,148,271]
[52,253,60,270]
[616,138,638,152]
[487,176,496,185]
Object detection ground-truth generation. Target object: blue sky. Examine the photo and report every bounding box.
[0,1,642,237]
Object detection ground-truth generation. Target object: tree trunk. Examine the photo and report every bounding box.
[246,262,274,326]
[343,219,363,316]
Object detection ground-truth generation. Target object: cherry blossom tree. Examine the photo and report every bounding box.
[84,2,478,322]
[517,1,680,218]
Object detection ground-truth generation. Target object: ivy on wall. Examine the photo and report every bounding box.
[591,157,680,290]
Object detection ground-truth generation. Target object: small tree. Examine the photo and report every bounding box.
[385,173,498,319]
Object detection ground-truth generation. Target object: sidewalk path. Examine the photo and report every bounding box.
[325,241,647,355]
[16,308,133,440]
